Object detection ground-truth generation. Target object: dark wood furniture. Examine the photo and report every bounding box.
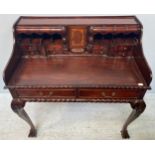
[3,16,152,138]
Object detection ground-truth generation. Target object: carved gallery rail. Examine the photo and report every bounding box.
[3,16,152,138]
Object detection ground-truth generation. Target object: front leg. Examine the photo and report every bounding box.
[121,100,146,139]
[11,99,37,137]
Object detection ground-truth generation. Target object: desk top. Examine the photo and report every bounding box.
[8,56,147,88]
[15,16,141,26]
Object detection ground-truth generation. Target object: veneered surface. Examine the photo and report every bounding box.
[8,56,146,87]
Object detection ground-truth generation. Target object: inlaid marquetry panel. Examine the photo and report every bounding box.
[69,26,87,53]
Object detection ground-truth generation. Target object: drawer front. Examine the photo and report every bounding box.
[79,89,141,99]
[16,89,75,98]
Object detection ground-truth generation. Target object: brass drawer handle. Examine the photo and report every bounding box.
[101,92,105,96]
[39,92,43,96]
[49,91,53,96]
[101,92,116,98]
[38,91,53,96]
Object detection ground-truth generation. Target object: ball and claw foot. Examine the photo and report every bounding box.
[121,130,130,139]
[28,128,37,137]
[121,100,146,139]
[11,99,37,137]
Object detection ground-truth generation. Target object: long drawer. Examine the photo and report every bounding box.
[16,88,75,98]
[79,89,142,99]
[15,88,143,100]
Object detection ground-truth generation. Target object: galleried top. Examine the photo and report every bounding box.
[15,16,141,26]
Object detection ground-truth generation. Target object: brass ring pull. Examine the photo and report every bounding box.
[101,92,105,96]
[49,91,53,96]
[101,92,116,98]
[112,92,116,96]
[39,92,43,96]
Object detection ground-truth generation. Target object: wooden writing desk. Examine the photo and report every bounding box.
[3,16,152,138]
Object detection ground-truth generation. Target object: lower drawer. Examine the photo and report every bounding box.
[79,89,142,99]
[16,88,75,98]
[15,88,143,100]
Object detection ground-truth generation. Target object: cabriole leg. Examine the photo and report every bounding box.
[121,100,146,139]
[11,99,37,137]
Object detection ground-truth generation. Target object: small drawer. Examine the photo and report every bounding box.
[16,88,76,98]
[79,89,141,99]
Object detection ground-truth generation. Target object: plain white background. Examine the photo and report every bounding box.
[0,14,155,93]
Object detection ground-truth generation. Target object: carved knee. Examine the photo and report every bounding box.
[11,99,26,112]
[130,100,146,113]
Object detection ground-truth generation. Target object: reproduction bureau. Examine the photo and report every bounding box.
[3,16,152,138]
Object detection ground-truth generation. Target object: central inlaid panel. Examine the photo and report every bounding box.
[69,26,87,53]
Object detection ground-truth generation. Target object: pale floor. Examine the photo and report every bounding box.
[0,93,154,140]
